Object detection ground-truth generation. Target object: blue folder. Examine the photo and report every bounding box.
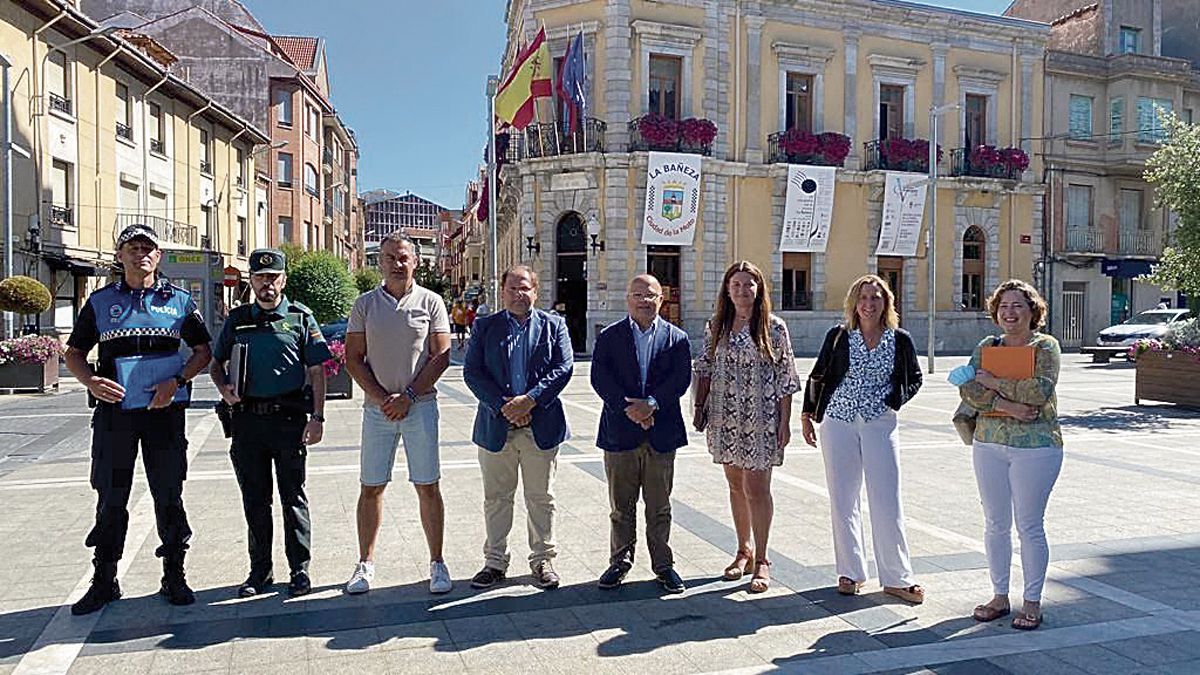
[114,353,190,410]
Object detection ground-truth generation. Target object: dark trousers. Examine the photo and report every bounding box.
[603,444,675,573]
[87,404,192,562]
[229,410,311,575]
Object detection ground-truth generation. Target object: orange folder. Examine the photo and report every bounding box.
[981,346,1036,417]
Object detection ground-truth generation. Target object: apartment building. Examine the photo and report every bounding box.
[2,0,268,335]
[361,190,446,269]
[492,0,1048,354]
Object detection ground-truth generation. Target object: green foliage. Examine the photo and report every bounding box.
[0,276,52,315]
[1144,114,1200,299]
[285,250,357,324]
[279,243,306,275]
[353,267,382,295]
[415,263,451,305]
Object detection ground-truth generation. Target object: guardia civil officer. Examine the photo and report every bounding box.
[209,249,331,598]
[64,224,213,615]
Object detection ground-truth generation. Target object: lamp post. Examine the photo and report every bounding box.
[926,103,960,374]
[2,51,13,338]
[486,75,499,306]
[586,211,604,255]
[522,213,539,258]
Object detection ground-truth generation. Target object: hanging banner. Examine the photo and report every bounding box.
[641,151,703,245]
[780,165,837,252]
[875,172,928,257]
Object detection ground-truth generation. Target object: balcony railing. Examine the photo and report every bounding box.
[948,148,1022,181]
[322,147,333,167]
[766,131,852,167]
[1064,226,1105,254]
[115,213,198,248]
[48,93,72,116]
[523,118,607,158]
[780,289,813,311]
[200,160,213,175]
[49,205,73,227]
[116,122,133,141]
[150,138,165,155]
[862,138,934,172]
[1118,228,1161,257]
[627,115,714,156]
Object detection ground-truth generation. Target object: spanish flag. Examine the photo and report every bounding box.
[495,27,552,130]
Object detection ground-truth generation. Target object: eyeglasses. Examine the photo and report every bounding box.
[627,293,662,302]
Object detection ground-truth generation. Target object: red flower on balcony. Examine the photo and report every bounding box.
[880,137,940,172]
[968,145,1029,178]
[817,132,852,166]
[637,113,680,149]
[779,130,851,167]
[680,117,718,147]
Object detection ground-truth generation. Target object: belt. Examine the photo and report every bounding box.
[238,395,305,416]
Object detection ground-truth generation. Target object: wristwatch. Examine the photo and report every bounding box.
[647,396,659,410]
[310,414,325,423]
[173,375,189,387]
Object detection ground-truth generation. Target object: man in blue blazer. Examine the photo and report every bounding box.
[463,265,573,590]
[590,274,692,593]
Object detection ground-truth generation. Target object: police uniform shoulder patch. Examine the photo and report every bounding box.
[288,301,314,316]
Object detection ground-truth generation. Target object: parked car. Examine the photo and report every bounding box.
[1082,308,1193,362]
[320,319,348,343]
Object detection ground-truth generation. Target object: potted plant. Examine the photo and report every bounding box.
[967,145,1029,179]
[679,117,718,154]
[323,339,353,399]
[630,114,719,155]
[1130,318,1200,408]
[778,130,851,167]
[0,334,63,392]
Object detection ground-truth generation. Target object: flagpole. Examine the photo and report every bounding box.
[487,75,499,306]
[579,26,587,153]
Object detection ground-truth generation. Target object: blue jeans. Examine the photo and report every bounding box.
[359,400,440,486]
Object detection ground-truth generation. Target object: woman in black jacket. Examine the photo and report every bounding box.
[800,274,925,604]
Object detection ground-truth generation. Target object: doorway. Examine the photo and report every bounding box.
[555,213,588,353]
[877,256,904,317]
[647,245,682,325]
[1062,282,1086,349]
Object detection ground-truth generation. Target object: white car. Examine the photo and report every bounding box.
[1083,309,1194,362]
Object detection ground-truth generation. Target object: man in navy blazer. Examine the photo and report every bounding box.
[590,274,691,593]
[463,265,573,590]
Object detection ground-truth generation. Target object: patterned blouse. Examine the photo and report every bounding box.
[693,314,801,471]
[826,328,896,423]
[959,332,1063,449]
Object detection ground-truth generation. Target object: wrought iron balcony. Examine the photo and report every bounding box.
[766,130,851,167]
[49,205,73,227]
[627,115,714,156]
[200,160,213,175]
[116,122,133,141]
[1118,228,1162,257]
[150,138,165,155]
[948,148,1023,181]
[523,118,607,158]
[862,138,935,173]
[49,93,72,116]
[780,289,813,311]
[115,212,198,248]
[1064,227,1105,254]
[322,147,334,167]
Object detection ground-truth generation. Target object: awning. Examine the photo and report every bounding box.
[42,253,117,277]
[1101,258,1153,279]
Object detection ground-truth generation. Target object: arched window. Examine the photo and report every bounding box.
[962,226,985,311]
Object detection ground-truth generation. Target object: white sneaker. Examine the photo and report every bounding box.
[345,560,374,594]
[429,560,452,594]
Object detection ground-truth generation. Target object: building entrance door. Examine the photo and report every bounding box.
[1061,282,1085,349]
[555,213,588,353]
[647,245,682,325]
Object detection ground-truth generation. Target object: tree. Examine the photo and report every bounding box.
[284,250,357,324]
[414,262,451,305]
[1144,114,1200,300]
[353,267,381,294]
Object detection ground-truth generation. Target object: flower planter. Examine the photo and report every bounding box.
[1135,350,1200,408]
[327,368,353,399]
[0,359,59,393]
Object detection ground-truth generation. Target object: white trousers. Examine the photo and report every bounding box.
[972,441,1062,602]
[819,410,916,588]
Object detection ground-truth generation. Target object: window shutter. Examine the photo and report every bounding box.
[1069,96,1092,138]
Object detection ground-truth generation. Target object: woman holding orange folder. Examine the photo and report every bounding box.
[960,279,1062,631]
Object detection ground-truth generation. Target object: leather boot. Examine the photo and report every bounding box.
[159,553,195,606]
[71,559,121,616]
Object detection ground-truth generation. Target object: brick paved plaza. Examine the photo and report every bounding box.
[2,351,1200,674]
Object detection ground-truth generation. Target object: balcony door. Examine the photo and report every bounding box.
[880,84,905,140]
[647,245,682,326]
[648,54,682,120]
[965,94,987,149]
[877,256,904,316]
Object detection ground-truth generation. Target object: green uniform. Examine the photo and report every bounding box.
[212,295,331,578]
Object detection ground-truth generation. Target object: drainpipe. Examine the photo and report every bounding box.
[28,9,68,270]
[1,53,13,338]
[1010,39,1018,279]
[139,72,169,222]
[732,0,741,262]
[186,101,213,247]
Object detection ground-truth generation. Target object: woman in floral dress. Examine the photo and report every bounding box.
[693,261,799,592]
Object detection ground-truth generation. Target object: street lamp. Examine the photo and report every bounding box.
[586,211,604,255]
[522,213,539,257]
[486,75,499,305]
[926,102,960,374]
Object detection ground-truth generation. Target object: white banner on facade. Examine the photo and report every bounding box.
[780,164,837,253]
[641,151,703,246]
[875,172,928,257]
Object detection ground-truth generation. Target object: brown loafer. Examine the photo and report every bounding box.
[884,584,925,604]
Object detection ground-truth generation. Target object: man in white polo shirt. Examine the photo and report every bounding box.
[343,232,453,594]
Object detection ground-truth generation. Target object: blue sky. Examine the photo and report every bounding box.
[243,0,1014,210]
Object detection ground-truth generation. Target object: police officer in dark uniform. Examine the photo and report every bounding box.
[64,224,212,615]
[209,248,331,597]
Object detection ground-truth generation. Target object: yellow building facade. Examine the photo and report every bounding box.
[2,0,268,335]
[493,0,1048,354]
